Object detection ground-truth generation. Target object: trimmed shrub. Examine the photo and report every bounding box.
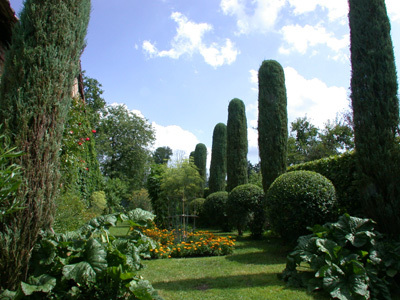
[258,60,288,192]
[188,198,205,216]
[266,171,337,243]
[209,123,227,193]
[227,184,265,236]
[193,143,207,191]
[203,191,230,230]
[226,98,248,191]
[287,152,361,215]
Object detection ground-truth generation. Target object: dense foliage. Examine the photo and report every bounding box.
[208,123,227,193]
[349,0,400,235]
[0,132,23,221]
[0,209,162,299]
[153,146,173,165]
[226,98,248,192]
[192,143,207,192]
[288,152,361,215]
[188,197,205,216]
[161,158,203,218]
[227,184,265,237]
[60,97,103,202]
[282,214,400,300]
[0,0,90,289]
[258,60,288,192]
[202,191,230,230]
[266,171,337,243]
[146,164,168,228]
[96,104,155,191]
[287,115,354,166]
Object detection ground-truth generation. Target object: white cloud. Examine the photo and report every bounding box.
[284,67,349,128]
[249,69,258,91]
[151,122,199,158]
[387,0,400,22]
[220,0,285,34]
[142,12,239,67]
[142,40,157,56]
[279,24,349,59]
[288,0,348,23]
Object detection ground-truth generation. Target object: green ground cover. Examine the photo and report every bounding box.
[138,232,328,300]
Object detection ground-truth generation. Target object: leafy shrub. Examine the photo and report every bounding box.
[203,191,230,230]
[288,152,360,215]
[142,227,235,258]
[266,171,337,243]
[90,191,107,215]
[0,209,163,299]
[0,132,23,220]
[188,198,205,216]
[126,188,153,212]
[53,192,95,233]
[282,214,400,300]
[227,184,265,236]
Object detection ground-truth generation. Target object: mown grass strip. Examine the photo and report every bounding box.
[138,233,328,300]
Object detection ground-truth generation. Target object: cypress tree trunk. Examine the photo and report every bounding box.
[258,60,288,193]
[193,143,207,191]
[0,0,90,289]
[349,0,400,234]
[227,98,248,192]
[209,123,227,193]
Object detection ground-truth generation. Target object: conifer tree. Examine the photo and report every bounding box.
[227,98,248,192]
[257,60,288,192]
[193,143,207,190]
[0,0,90,289]
[209,123,227,193]
[349,0,400,234]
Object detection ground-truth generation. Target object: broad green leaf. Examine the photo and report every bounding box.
[85,238,108,274]
[20,274,56,296]
[63,261,97,284]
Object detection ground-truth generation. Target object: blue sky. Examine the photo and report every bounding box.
[9,0,400,164]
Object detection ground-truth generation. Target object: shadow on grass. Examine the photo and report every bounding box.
[151,272,281,291]
[225,251,285,265]
[151,272,328,299]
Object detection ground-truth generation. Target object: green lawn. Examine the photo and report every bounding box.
[138,232,328,300]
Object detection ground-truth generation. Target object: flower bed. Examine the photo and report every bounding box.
[141,227,235,259]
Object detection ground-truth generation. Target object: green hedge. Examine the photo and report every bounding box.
[287,152,361,215]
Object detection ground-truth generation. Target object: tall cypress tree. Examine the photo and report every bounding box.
[0,0,90,289]
[209,123,227,193]
[227,98,248,192]
[349,0,400,234]
[193,143,207,189]
[258,60,288,193]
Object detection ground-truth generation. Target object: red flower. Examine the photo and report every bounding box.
[85,137,90,141]
[92,129,96,133]
[86,167,89,171]
[78,142,82,146]
[78,122,82,126]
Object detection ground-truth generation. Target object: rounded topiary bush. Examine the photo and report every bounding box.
[203,191,230,230]
[188,198,205,216]
[227,184,265,236]
[266,170,337,243]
